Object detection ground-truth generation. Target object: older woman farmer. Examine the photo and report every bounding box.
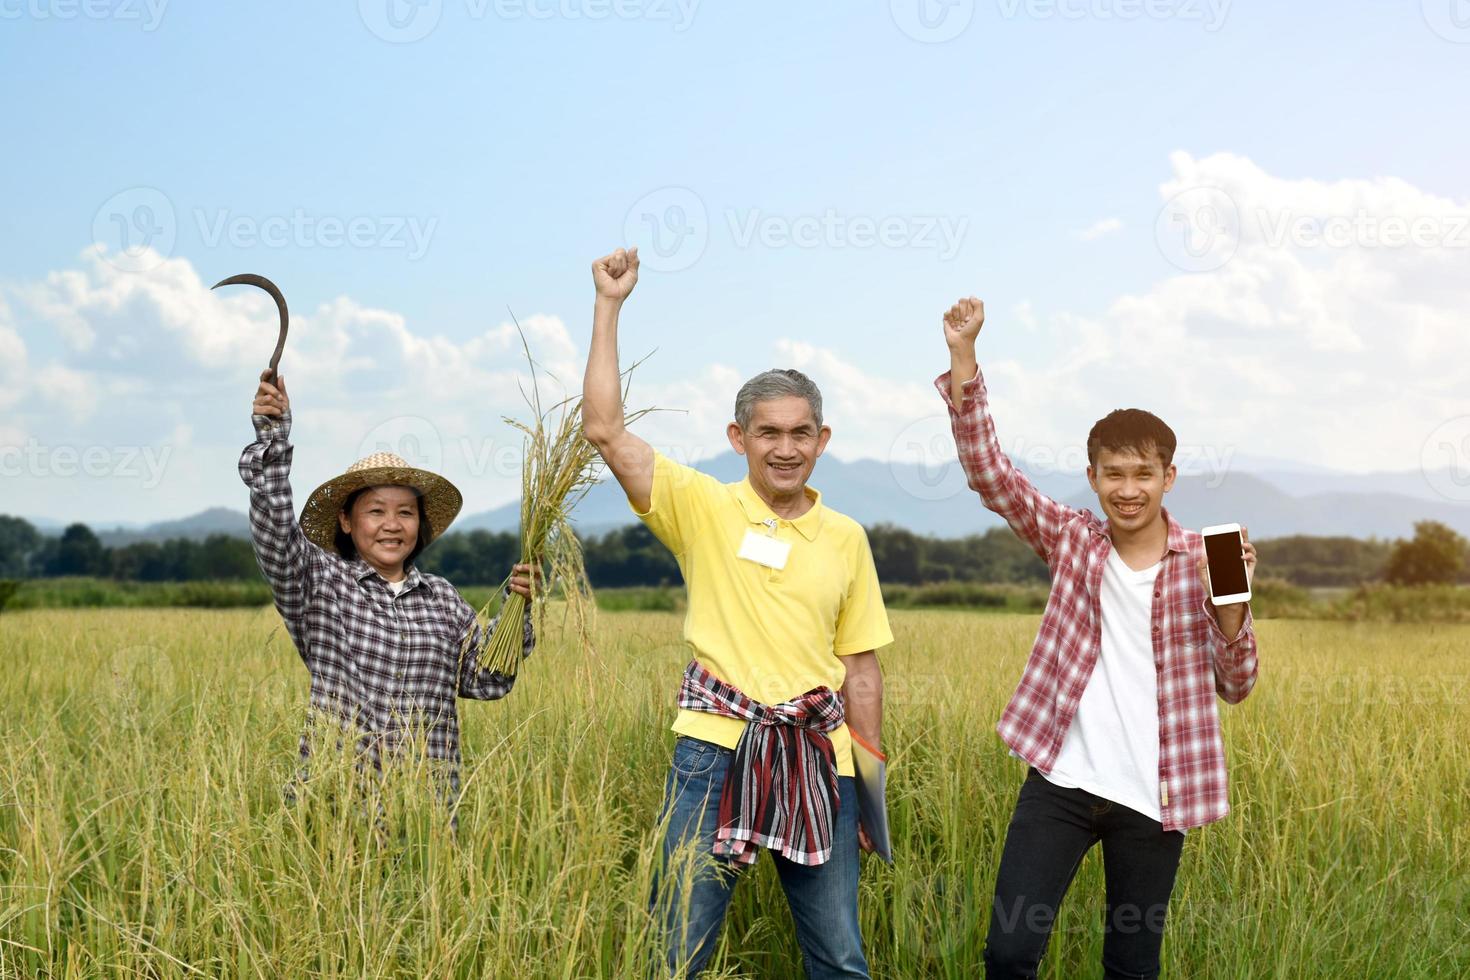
[239,369,535,807]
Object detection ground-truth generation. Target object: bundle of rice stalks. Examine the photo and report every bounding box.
[466,315,649,676]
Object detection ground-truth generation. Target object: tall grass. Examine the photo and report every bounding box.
[0,609,1466,977]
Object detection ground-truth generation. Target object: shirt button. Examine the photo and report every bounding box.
[1152,625,1161,634]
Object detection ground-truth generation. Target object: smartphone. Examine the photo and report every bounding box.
[1201,523,1251,605]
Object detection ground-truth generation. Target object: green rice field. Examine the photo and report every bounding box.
[1,608,1466,977]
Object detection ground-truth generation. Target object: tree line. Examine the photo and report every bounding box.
[1,514,1466,588]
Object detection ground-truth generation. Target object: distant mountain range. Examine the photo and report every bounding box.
[27,456,1470,545]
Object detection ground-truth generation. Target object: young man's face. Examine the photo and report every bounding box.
[1086,446,1177,534]
[338,484,421,578]
[726,395,832,502]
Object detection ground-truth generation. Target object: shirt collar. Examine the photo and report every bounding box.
[352,558,424,593]
[1088,507,1191,554]
[732,475,825,541]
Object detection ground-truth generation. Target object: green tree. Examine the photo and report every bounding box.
[52,523,108,577]
[1383,521,1468,586]
[0,515,43,578]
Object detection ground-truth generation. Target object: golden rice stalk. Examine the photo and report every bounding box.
[466,314,651,676]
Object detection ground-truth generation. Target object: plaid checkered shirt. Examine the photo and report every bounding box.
[936,367,1259,831]
[239,410,533,798]
[677,660,846,866]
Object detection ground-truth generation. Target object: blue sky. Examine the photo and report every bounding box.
[3,1,1469,523]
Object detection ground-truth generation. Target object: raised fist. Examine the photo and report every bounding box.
[252,369,289,418]
[943,296,985,350]
[592,247,640,302]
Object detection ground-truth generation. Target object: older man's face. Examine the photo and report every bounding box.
[338,485,420,579]
[727,395,832,502]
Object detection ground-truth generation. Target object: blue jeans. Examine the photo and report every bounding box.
[650,735,869,979]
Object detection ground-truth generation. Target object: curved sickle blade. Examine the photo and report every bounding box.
[211,273,289,382]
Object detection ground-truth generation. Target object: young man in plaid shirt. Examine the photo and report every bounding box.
[935,297,1259,979]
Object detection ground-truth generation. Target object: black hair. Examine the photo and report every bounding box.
[1086,409,1177,470]
[333,485,434,568]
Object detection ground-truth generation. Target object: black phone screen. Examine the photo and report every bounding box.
[1204,530,1249,597]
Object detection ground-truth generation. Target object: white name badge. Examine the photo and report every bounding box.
[738,528,791,570]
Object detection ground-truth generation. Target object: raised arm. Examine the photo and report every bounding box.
[937,297,1081,564]
[1197,529,1260,704]
[238,370,323,629]
[582,247,656,513]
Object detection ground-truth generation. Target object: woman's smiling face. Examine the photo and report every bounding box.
[338,485,421,579]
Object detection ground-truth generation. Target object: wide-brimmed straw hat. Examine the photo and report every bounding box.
[300,451,463,554]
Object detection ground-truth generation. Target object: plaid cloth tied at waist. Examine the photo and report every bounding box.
[676,659,846,866]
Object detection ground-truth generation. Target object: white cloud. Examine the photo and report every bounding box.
[0,301,29,412]
[3,150,1467,522]
[1013,300,1038,331]
[34,363,99,423]
[1055,151,1470,472]
[1074,217,1123,241]
[774,339,940,462]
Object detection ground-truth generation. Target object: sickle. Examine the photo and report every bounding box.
[211,273,289,383]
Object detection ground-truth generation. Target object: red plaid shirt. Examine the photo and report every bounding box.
[937,368,1258,831]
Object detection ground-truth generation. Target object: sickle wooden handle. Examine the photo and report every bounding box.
[212,274,289,383]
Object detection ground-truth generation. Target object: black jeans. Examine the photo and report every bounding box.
[984,768,1185,980]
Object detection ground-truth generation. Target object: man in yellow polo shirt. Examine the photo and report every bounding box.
[581,246,892,980]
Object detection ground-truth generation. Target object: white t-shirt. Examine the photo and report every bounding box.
[1041,547,1163,822]
[386,577,409,597]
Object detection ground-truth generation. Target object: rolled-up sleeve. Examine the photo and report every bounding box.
[455,590,534,700]
[1206,598,1258,704]
[238,411,323,625]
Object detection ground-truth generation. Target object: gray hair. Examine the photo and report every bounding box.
[734,369,824,430]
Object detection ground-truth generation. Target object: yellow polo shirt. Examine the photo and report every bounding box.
[633,452,894,777]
